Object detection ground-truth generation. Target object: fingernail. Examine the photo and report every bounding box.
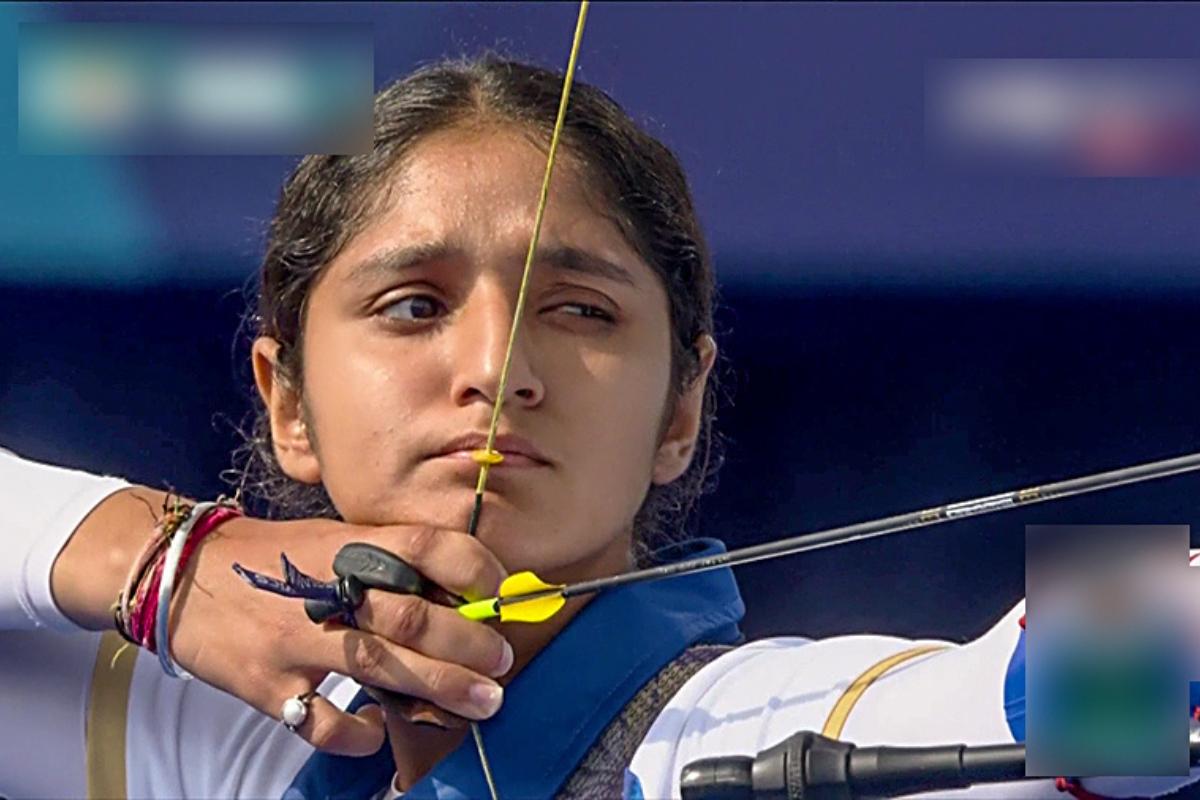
[492,640,514,677]
[469,681,504,717]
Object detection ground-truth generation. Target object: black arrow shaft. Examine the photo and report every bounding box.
[556,451,1200,601]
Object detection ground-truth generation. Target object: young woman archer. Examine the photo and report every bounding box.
[2,55,1195,800]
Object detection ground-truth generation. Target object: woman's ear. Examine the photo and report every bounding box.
[251,336,322,484]
[652,334,718,485]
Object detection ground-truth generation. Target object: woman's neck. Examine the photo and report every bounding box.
[384,594,591,790]
[383,530,636,790]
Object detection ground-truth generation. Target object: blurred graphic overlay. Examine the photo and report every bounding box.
[18,22,371,154]
[1026,525,1200,777]
[927,60,1200,176]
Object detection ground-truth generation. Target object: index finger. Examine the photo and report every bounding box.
[364,526,507,601]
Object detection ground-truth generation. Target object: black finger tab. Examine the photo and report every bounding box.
[333,542,425,595]
[305,575,367,625]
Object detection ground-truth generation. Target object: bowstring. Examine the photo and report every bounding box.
[465,4,591,798]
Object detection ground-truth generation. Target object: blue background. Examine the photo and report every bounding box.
[3,2,1199,643]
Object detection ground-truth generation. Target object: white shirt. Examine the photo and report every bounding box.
[628,603,1200,798]
[2,448,1195,799]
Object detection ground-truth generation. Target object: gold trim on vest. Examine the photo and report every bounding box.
[822,644,948,739]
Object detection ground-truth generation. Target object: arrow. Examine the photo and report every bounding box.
[454,4,591,799]
[457,449,1200,623]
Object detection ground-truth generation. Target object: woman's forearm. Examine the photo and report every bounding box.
[50,485,172,630]
[0,448,132,631]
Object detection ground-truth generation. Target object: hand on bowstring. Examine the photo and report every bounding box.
[169,516,514,756]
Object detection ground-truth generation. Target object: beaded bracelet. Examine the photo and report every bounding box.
[112,498,192,644]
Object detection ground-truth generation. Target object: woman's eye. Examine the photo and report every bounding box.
[380,294,444,322]
[555,303,615,323]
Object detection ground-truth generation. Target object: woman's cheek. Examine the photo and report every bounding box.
[580,395,662,509]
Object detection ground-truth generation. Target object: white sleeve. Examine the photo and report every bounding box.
[629,600,1199,800]
[0,447,131,631]
[0,449,374,798]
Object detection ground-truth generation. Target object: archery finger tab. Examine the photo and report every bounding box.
[471,449,505,465]
[333,542,425,594]
[305,596,346,625]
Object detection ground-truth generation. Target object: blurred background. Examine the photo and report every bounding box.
[3,2,1199,644]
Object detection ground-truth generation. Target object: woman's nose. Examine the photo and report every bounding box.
[449,286,545,410]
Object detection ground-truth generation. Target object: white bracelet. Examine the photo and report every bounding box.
[155,501,218,679]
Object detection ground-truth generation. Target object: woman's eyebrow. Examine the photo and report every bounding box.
[343,241,451,288]
[343,241,636,288]
[537,245,637,287]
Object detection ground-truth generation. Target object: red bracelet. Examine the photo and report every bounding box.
[131,556,166,651]
[128,504,242,653]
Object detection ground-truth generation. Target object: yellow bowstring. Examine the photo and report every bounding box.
[464,5,590,800]
[470,1,591,502]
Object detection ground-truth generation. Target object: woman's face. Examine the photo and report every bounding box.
[254,124,714,582]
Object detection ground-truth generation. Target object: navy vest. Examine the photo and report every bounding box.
[284,538,745,800]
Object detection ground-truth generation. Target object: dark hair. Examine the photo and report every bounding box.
[234,55,722,564]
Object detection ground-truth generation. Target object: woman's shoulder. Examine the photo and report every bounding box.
[627,601,1027,799]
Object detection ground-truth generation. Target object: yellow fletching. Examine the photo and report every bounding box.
[471,449,505,465]
[501,595,564,623]
[497,571,565,623]
[501,570,560,595]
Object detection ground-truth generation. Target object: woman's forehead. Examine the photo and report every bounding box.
[331,125,652,283]
[386,126,608,232]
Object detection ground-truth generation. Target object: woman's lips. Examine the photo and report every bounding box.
[430,433,551,466]
[433,450,549,468]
